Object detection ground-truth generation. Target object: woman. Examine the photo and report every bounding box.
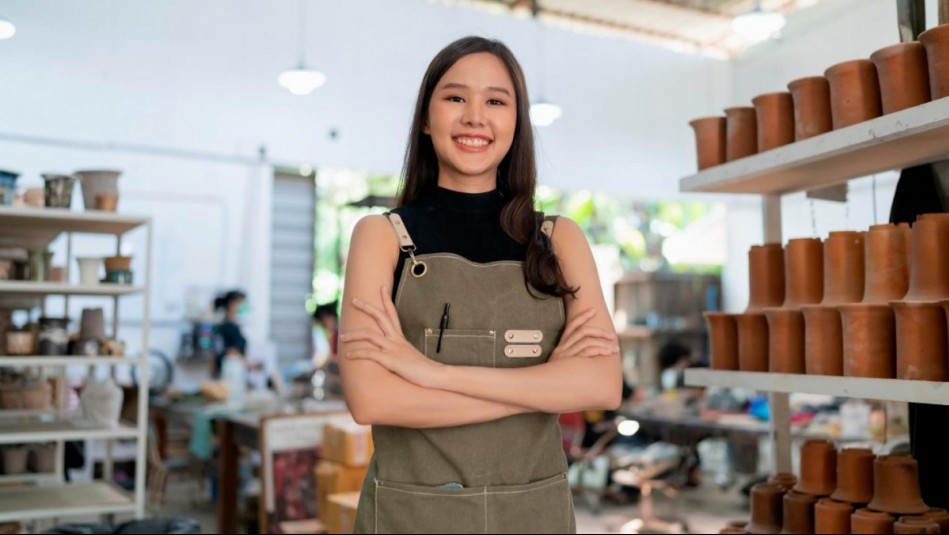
[339,36,622,534]
[212,290,248,378]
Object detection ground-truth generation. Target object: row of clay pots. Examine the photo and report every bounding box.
[690,24,949,172]
[706,214,949,381]
[736,443,939,534]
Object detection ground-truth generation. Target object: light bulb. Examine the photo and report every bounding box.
[530,101,563,127]
[278,67,326,96]
[0,18,16,40]
[732,8,786,41]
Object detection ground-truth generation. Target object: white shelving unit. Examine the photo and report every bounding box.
[679,96,949,474]
[0,206,152,523]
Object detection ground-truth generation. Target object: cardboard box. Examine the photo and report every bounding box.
[322,418,373,467]
[324,491,361,534]
[316,461,367,519]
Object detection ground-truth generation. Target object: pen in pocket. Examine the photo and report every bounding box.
[437,303,450,353]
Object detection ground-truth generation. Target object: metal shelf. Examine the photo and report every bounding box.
[0,281,144,296]
[0,206,148,248]
[679,97,949,195]
[0,482,135,522]
[685,369,949,405]
[0,421,139,445]
[0,355,144,367]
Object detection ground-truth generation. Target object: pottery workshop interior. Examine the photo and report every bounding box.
[1,0,949,533]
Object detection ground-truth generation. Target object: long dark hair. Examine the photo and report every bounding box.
[398,36,575,298]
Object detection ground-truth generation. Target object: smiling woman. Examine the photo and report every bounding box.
[338,36,622,534]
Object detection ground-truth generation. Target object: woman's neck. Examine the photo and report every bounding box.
[437,170,497,194]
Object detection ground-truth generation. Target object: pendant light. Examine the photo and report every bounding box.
[277,0,326,96]
[0,17,16,40]
[732,1,787,41]
[528,1,562,127]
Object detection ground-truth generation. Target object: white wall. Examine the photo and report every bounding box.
[715,0,944,311]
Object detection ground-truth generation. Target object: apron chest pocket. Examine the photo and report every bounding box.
[422,328,496,367]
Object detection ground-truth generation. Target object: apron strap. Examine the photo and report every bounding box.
[540,215,558,239]
[385,212,428,278]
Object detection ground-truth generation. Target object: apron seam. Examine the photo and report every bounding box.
[483,486,488,534]
[374,477,565,497]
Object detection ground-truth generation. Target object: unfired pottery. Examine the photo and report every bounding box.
[788,76,833,140]
[892,302,948,382]
[782,490,818,534]
[902,214,949,303]
[752,92,795,152]
[690,116,728,171]
[815,498,854,534]
[706,312,739,371]
[748,483,785,534]
[831,448,875,505]
[863,224,911,304]
[726,107,758,161]
[852,509,895,534]
[871,42,931,114]
[919,24,949,99]
[765,309,806,374]
[748,244,786,312]
[736,313,769,372]
[796,440,838,497]
[825,60,883,129]
[868,455,929,516]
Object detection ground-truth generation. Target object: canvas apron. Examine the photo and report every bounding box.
[352,213,575,534]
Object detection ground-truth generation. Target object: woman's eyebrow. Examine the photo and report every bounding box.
[439,82,512,96]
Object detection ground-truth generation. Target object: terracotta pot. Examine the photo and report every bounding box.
[892,302,948,381]
[721,529,750,535]
[736,313,769,372]
[95,193,119,212]
[803,305,844,375]
[728,520,750,529]
[782,490,818,534]
[838,303,896,378]
[823,232,866,305]
[816,498,854,534]
[748,483,785,534]
[922,509,949,533]
[749,244,786,312]
[753,92,795,152]
[863,224,912,304]
[690,116,727,171]
[903,215,949,302]
[868,455,929,515]
[726,106,759,161]
[706,312,739,371]
[919,24,949,99]
[851,509,895,534]
[104,256,132,272]
[825,60,883,129]
[832,448,875,505]
[784,238,824,308]
[765,309,806,374]
[768,473,799,493]
[871,42,931,114]
[795,440,838,497]
[788,76,833,141]
[894,517,940,534]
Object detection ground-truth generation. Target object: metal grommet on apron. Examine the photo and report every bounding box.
[386,213,427,278]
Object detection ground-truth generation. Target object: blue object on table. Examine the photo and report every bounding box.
[749,395,771,421]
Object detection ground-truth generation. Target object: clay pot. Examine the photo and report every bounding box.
[816,498,854,534]
[825,60,883,129]
[736,313,769,372]
[768,473,799,493]
[919,24,949,99]
[690,117,727,171]
[922,509,949,533]
[838,303,896,378]
[748,483,785,534]
[803,306,844,375]
[868,455,929,515]
[871,42,931,114]
[863,224,912,304]
[765,309,806,374]
[706,312,739,370]
[1,446,29,475]
[903,214,949,302]
[104,256,132,272]
[784,238,824,308]
[753,92,795,152]
[822,232,866,305]
[721,529,750,534]
[851,509,895,534]
[892,302,948,381]
[894,517,940,534]
[832,448,875,505]
[748,244,786,312]
[29,444,56,473]
[782,490,818,534]
[795,440,838,497]
[788,76,833,141]
[95,193,119,212]
[726,106,759,161]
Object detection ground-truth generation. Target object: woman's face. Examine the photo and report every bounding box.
[425,52,517,189]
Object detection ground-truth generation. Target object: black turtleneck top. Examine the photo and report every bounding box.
[389,187,527,287]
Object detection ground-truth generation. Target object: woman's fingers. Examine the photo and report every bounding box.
[561,309,595,341]
[339,331,390,349]
[352,298,396,338]
[561,326,617,352]
[380,286,404,333]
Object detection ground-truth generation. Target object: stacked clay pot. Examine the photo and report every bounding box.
[748,483,786,534]
[690,117,727,171]
[753,92,795,152]
[803,232,865,376]
[870,42,931,115]
[816,498,854,534]
[919,24,949,100]
[867,455,929,531]
[852,509,896,534]
[825,59,883,129]
[788,76,832,141]
[766,238,823,374]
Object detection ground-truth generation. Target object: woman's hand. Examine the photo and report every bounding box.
[340,286,446,389]
[549,308,619,363]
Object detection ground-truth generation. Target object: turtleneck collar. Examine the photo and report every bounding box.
[425,186,503,213]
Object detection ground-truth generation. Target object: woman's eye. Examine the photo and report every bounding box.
[446,95,464,103]
[488,99,506,106]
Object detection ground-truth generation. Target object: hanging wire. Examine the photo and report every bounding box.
[809,198,818,237]
[298,0,308,66]
[872,175,879,225]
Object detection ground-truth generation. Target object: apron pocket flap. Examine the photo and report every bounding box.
[486,473,573,534]
[375,479,485,534]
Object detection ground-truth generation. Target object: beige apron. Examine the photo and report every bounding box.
[352,213,574,534]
